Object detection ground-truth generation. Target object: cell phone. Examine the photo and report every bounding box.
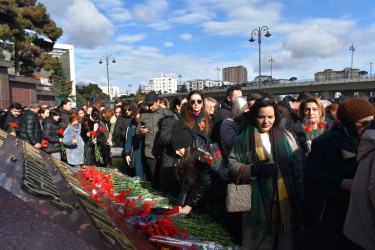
[141,122,146,126]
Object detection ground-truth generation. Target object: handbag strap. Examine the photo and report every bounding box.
[236,165,246,186]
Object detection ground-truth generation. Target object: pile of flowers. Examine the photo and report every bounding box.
[78,166,239,249]
[79,166,169,217]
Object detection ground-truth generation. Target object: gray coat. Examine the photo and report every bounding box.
[136,107,173,158]
[63,124,85,165]
[344,129,375,250]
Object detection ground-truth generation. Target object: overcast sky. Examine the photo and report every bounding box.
[39,0,375,94]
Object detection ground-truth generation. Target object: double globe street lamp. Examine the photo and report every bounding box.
[99,55,116,106]
[249,26,271,90]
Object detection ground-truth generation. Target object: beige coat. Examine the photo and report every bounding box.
[344,129,375,250]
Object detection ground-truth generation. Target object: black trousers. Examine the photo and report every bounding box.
[144,157,160,189]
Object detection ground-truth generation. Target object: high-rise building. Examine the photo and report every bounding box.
[222,65,248,84]
[144,74,177,94]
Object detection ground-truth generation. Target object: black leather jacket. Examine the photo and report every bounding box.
[176,134,214,208]
[18,110,41,145]
[42,117,62,154]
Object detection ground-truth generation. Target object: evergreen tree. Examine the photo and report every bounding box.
[134,91,142,104]
[50,61,72,97]
[0,0,63,75]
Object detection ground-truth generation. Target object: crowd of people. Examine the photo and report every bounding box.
[1,88,375,250]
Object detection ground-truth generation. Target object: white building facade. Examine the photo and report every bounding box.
[144,74,177,94]
[186,79,234,91]
[100,85,119,100]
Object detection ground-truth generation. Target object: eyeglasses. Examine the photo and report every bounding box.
[72,123,79,128]
[356,120,373,128]
[190,99,203,105]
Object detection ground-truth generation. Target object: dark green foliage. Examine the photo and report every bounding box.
[49,61,72,97]
[0,0,63,75]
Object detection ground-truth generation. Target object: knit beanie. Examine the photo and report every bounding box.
[336,97,375,125]
[170,121,193,149]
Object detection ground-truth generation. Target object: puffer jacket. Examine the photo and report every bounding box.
[42,117,62,154]
[58,106,72,129]
[18,110,41,145]
[63,124,85,165]
[136,107,174,159]
[176,134,214,208]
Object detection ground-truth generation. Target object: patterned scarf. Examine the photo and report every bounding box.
[234,125,300,235]
[192,111,206,132]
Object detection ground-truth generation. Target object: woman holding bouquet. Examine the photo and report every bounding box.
[42,109,63,160]
[228,98,303,249]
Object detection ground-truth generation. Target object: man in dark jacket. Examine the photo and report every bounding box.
[18,102,42,148]
[0,102,22,136]
[211,85,242,146]
[136,91,173,187]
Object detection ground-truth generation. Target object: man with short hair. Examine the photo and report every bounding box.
[211,85,242,146]
[136,91,173,187]
[18,102,42,148]
[0,102,23,136]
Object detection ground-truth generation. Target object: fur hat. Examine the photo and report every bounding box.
[336,97,375,125]
[170,121,192,149]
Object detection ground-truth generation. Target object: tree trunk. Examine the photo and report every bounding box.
[14,44,20,76]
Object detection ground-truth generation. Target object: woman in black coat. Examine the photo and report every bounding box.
[170,121,213,214]
[304,97,375,250]
[42,109,63,160]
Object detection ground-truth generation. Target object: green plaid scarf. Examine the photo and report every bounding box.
[234,125,300,235]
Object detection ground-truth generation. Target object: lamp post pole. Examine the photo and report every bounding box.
[215,66,221,87]
[249,26,271,90]
[269,56,274,83]
[349,43,355,79]
[99,55,116,106]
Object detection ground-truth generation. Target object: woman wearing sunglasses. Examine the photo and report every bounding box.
[182,91,211,136]
[304,97,375,250]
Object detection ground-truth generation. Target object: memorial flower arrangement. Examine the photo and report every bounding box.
[57,128,66,157]
[78,166,239,249]
[8,122,18,133]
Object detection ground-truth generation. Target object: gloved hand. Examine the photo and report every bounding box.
[250,159,278,178]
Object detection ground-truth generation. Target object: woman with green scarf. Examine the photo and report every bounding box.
[228,98,304,249]
[304,97,375,250]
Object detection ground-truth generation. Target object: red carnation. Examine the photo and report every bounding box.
[99,126,104,132]
[305,125,313,133]
[41,139,49,148]
[89,131,96,138]
[71,114,76,117]
[318,122,326,128]
[9,122,18,128]
[72,135,76,139]
[57,129,64,135]
[84,121,88,125]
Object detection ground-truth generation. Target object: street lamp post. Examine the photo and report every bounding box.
[269,56,275,84]
[249,26,271,90]
[99,55,116,106]
[349,43,355,79]
[215,66,221,87]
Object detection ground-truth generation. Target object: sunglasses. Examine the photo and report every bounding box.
[356,120,373,128]
[190,99,203,105]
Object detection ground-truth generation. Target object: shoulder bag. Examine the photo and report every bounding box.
[226,164,252,212]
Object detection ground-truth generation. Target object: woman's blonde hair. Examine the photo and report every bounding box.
[298,96,325,124]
